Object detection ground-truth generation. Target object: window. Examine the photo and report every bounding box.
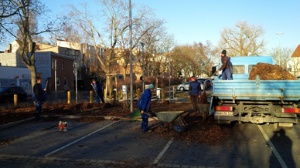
[64,77,68,86]
[57,77,60,86]
[61,62,64,71]
[248,65,255,73]
[64,77,69,90]
[232,65,245,74]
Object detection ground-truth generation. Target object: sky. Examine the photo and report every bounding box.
[1,0,300,54]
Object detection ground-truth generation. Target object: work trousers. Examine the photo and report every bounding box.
[140,113,149,132]
[96,92,105,104]
[222,68,233,80]
[35,101,42,121]
[190,95,199,112]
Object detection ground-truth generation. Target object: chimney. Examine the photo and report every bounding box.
[7,44,12,53]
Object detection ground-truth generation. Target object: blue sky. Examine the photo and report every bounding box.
[136,0,300,52]
[2,0,299,53]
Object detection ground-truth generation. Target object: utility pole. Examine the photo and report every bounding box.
[140,42,145,92]
[52,59,57,101]
[73,61,78,103]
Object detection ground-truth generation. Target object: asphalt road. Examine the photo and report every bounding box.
[0,117,299,168]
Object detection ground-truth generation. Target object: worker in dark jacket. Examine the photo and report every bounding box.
[33,77,46,121]
[137,83,154,132]
[216,50,233,80]
[188,76,201,112]
[91,79,105,104]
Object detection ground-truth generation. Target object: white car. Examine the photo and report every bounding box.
[176,82,205,91]
[176,82,190,91]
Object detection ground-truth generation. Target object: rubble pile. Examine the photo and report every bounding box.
[249,63,297,80]
[152,115,230,145]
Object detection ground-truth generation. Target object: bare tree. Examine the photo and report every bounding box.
[219,21,265,56]
[68,0,159,98]
[269,47,293,69]
[0,0,56,86]
[170,41,214,79]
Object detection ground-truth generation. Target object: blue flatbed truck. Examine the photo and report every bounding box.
[210,56,299,128]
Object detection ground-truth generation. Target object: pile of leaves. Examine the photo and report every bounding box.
[152,114,230,145]
[249,63,297,80]
[0,101,193,125]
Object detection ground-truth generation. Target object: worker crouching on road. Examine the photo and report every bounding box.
[188,76,201,113]
[137,84,154,132]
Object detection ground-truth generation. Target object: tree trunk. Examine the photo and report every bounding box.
[27,65,37,92]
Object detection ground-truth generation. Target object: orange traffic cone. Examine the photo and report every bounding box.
[58,121,64,131]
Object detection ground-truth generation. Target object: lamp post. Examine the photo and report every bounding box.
[168,47,174,101]
[168,57,171,101]
[52,59,57,100]
[129,0,133,112]
[73,61,78,103]
[276,32,284,66]
[140,42,145,92]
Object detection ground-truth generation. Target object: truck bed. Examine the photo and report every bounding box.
[213,79,300,101]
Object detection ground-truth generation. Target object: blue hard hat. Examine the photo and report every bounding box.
[148,84,154,89]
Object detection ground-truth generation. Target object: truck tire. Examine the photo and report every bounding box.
[273,123,279,130]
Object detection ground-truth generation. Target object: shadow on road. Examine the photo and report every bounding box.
[269,129,295,168]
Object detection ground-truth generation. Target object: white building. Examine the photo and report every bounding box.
[0,66,31,95]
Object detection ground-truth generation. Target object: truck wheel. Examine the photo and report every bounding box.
[218,121,231,124]
[273,123,279,130]
[173,125,186,133]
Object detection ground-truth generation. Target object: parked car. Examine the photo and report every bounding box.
[176,82,190,91]
[0,86,27,103]
[197,78,212,88]
[176,81,206,91]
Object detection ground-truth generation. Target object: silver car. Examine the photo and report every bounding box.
[176,82,205,91]
[176,82,190,91]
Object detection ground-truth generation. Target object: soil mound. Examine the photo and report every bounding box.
[249,63,297,80]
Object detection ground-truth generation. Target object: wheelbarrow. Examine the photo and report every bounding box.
[155,111,190,133]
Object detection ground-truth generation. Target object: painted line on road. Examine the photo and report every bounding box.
[152,138,174,165]
[257,125,287,168]
[44,120,121,157]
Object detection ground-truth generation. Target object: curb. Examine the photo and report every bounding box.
[0,117,35,131]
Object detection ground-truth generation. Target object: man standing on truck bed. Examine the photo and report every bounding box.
[216,50,233,80]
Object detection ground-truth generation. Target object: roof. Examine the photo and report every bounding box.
[230,56,274,65]
[291,45,300,57]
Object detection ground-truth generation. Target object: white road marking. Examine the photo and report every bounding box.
[257,125,288,168]
[153,138,174,165]
[44,120,120,157]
